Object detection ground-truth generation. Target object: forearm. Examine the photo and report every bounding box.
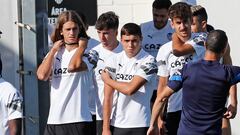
[150,97,167,127]
[104,76,146,96]
[157,77,168,118]
[150,86,174,127]
[229,85,238,106]
[37,49,56,81]
[68,40,88,72]
[105,79,130,95]
[103,84,114,130]
[9,118,22,135]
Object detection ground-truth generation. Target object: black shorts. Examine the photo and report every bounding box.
[165,110,181,135]
[44,122,92,135]
[90,115,96,135]
[112,126,148,135]
[96,120,103,135]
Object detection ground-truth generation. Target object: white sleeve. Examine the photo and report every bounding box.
[6,89,23,120]
[135,56,158,82]
[104,55,118,80]
[156,45,170,77]
[186,32,207,57]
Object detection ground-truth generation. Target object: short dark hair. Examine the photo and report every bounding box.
[120,23,142,38]
[206,29,228,54]
[206,24,215,32]
[152,0,172,10]
[168,2,192,21]
[191,5,208,22]
[95,11,119,30]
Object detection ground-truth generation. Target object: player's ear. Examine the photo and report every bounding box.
[202,20,207,31]
[170,20,174,29]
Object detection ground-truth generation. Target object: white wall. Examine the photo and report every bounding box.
[0,0,20,89]
[88,0,240,134]
[87,0,153,40]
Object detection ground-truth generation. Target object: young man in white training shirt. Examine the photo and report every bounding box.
[102,23,158,135]
[153,2,207,135]
[140,1,174,124]
[0,57,23,135]
[37,10,98,135]
[91,11,122,135]
[141,0,173,58]
[78,12,100,135]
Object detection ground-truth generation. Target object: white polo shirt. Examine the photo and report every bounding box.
[92,43,123,120]
[47,47,97,124]
[141,20,174,58]
[105,49,157,128]
[0,78,23,135]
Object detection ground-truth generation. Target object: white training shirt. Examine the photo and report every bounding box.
[85,38,100,115]
[140,20,174,58]
[105,49,157,128]
[156,32,207,113]
[0,78,23,135]
[141,20,174,91]
[47,47,96,124]
[92,43,123,120]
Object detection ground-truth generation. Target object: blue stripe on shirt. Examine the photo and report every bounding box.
[169,74,182,81]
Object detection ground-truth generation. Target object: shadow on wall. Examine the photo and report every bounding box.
[0,39,20,87]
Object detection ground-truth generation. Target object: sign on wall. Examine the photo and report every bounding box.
[48,0,97,26]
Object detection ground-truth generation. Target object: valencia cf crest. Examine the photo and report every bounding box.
[55,0,63,4]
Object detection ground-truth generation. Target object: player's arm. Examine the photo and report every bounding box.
[8,118,22,135]
[172,33,195,56]
[155,45,170,133]
[37,40,64,81]
[68,38,88,72]
[156,76,168,132]
[147,86,174,135]
[102,83,114,135]
[157,76,168,116]
[223,44,238,119]
[224,85,238,119]
[147,69,184,135]
[101,70,146,96]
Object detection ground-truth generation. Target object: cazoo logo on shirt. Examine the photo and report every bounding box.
[116,73,134,81]
[53,67,71,76]
[144,44,162,51]
[170,55,193,68]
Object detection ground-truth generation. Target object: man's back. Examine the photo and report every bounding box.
[177,59,240,135]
